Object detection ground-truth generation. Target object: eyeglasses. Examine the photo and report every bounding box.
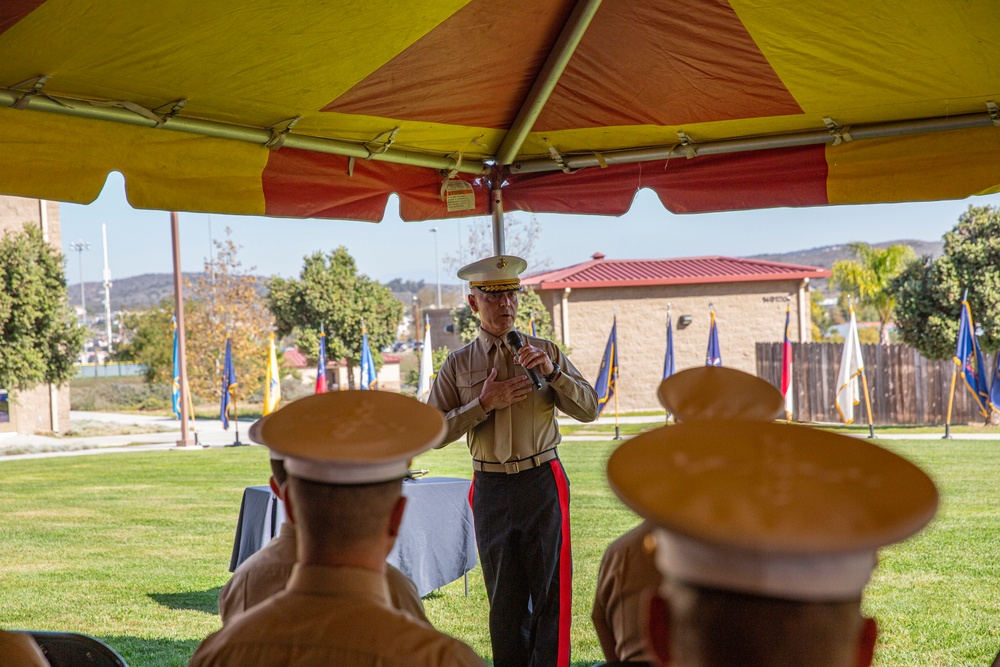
[478,290,519,304]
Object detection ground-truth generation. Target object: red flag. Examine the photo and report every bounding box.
[780,306,793,420]
[315,325,328,394]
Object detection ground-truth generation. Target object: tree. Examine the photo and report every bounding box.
[831,242,917,344]
[268,246,403,389]
[113,299,174,383]
[0,224,85,391]
[893,206,1000,360]
[443,213,549,274]
[451,289,564,351]
[184,231,275,402]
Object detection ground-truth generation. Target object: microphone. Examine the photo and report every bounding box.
[506,330,542,390]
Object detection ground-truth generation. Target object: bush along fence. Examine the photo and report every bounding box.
[756,342,996,425]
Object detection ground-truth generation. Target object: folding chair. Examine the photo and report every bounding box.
[26,631,128,667]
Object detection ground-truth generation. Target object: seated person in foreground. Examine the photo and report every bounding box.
[0,629,50,667]
[218,434,426,625]
[605,418,939,667]
[592,367,785,664]
[190,392,485,667]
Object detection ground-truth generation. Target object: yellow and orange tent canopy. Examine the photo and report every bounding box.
[1,0,999,222]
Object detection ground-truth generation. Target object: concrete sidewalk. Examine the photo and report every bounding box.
[2,411,997,462]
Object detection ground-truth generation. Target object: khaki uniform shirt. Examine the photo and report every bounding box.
[218,523,427,625]
[0,630,49,667]
[592,522,661,664]
[428,329,598,462]
[192,565,485,667]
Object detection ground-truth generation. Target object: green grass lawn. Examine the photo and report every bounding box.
[1,438,998,666]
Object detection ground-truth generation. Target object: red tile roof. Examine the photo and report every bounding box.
[522,254,830,290]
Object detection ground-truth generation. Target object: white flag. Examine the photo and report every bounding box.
[417,316,433,401]
[835,308,865,424]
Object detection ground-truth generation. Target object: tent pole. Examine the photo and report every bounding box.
[495,0,603,166]
[510,109,1000,174]
[0,89,486,176]
[491,187,505,255]
[171,212,194,447]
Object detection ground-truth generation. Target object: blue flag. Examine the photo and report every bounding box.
[219,336,237,429]
[171,317,181,419]
[529,312,537,337]
[360,320,378,390]
[663,312,675,380]
[954,299,989,417]
[594,316,618,416]
[706,311,722,366]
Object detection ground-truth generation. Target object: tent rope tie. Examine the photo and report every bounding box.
[265,116,302,150]
[823,117,853,146]
[153,99,188,127]
[364,127,400,157]
[662,143,681,171]
[439,153,465,201]
[545,144,577,174]
[987,102,1000,127]
[593,151,608,169]
[676,131,697,159]
[9,75,67,111]
[86,98,164,123]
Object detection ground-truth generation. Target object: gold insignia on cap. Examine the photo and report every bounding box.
[497,258,508,269]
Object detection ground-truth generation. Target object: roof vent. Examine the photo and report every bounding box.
[592,252,605,260]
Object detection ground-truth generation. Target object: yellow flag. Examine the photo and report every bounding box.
[264,334,281,415]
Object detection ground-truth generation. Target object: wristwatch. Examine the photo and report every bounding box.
[544,362,561,383]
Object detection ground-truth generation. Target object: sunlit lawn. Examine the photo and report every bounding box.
[0,433,997,666]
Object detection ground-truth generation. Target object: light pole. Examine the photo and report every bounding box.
[68,239,91,325]
[430,226,441,307]
[101,223,113,355]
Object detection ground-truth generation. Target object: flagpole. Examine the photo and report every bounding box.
[613,309,621,440]
[860,370,876,438]
[943,363,957,439]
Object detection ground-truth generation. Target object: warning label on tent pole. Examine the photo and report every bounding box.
[445,180,475,212]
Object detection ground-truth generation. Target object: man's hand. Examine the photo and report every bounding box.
[514,344,555,377]
[479,368,532,413]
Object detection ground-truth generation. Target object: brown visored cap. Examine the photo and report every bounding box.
[607,420,938,600]
[250,391,446,484]
[658,366,784,422]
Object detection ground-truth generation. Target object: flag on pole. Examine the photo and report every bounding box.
[835,306,865,424]
[594,316,618,416]
[315,324,328,394]
[529,311,538,337]
[171,317,181,419]
[954,298,990,417]
[989,351,1000,418]
[219,335,237,429]
[360,320,378,390]
[780,305,794,420]
[663,309,675,380]
[263,333,281,415]
[705,309,722,366]
[417,315,433,401]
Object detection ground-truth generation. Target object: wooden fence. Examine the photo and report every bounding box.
[756,342,996,425]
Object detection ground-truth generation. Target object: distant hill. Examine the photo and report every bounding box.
[745,239,943,295]
[70,239,943,314]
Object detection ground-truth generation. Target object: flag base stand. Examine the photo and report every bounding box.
[867,424,877,439]
[225,437,247,447]
[613,425,622,441]
[942,423,953,439]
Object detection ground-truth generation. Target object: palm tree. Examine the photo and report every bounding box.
[832,242,917,344]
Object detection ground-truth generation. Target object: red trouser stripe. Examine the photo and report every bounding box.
[468,472,475,509]
[549,459,572,666]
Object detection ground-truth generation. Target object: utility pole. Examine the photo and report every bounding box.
[101,223,113,355]
[68,239,91,326]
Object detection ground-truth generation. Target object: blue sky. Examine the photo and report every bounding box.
[59,172,1000,286]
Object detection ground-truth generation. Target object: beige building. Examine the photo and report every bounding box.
[523,253,830,412]
[0,195,70,435]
